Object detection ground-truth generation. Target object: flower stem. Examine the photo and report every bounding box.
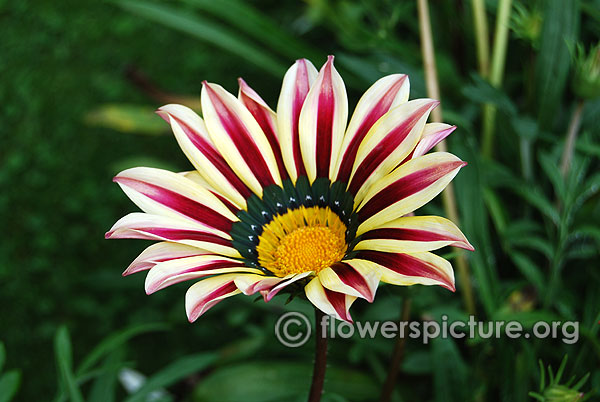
[379,297,412,402]
[559,100,585,177]
[481,0,513,158]
[417,0,476,316]
[471,0,490,77]
[308,308,328,402]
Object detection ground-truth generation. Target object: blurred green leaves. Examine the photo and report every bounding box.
[0,342,21,402]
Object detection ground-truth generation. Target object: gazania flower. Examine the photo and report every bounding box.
[106,56,473,322]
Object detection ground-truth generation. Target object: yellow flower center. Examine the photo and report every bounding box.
[257,206,347,277]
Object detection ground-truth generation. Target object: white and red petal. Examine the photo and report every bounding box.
[201,82,282,196]
[124,242,208,276]
[233,274,288,296]
[238,78,288,180]
[113,167,237,237]
[185,274,241,322]
[334,74,409,183]
[157,104,251,208]
[305,277,356,322]
[318,260,381,302]
[355,215,474,253]
[262,271,313,301]
[348,99,439,204]
[105,213,240,258]
[356,152,467,235]
[299,56,348,182]
[356,251,455,291]
[181,171,240,215]
[277,58,318,183]
[407,123,456,161]
[145,255,261,294]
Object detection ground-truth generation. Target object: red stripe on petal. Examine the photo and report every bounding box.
[358,161,466,221]
[315,56,335,178]
[189,281,237,321]
[337,75,408,183]
[357,250,454,291]
[204,83,276,188]
[238,78,288,180]
[324,287,351,321]
[291,60,312,177]
[348,103,435,195]
[331,263,374,302]
[137,228,233,247]
[361,227,460,243]
[169,115,252,198]
[115,177,233,233]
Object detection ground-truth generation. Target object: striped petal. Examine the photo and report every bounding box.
[409,123,456,160]
[124,242,208,276]
[305,277,356,322]
[234,273,289,296]
[333,74,409,183]
[355,215,474,253]
[356,251,455,291]
[299,56,348,182]
[185,274,241,322]
[145,255,261,294]
[105,213,240,258]
[182,171,240,214]
[158,104,250,208]
[277,58,318,183]
[356,152,466,235]
[201,82,282,196]
[348,99,439,203]
[318,260,381,302]
[238,78,288,179]
[113,167,237,237]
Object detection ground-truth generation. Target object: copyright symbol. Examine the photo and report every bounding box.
[275,311,311,347]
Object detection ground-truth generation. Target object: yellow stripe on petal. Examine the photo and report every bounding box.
[318,260,381,301]
[185,274,241,322]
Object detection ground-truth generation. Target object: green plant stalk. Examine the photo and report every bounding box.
[417,0,477,316]
[481,0,513,158]
[559,100,585,176]
[471,0,490,77]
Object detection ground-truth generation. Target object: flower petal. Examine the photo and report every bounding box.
[158,104,251,208]
[299,56,348,182]
[238,78,288,180]
[145,255,261,294]
[113,167,237,236]
[348,99,439,203]
[124,242,208,276]
[233,273,289,296]
[105,213,240,258]
[409,123,456,160]
[263,271,313,301]
[201,82,282,195]
[357,251,455,291]
[318,260,381,302]
[182,171,239,214]
[185,274,241,322]
[334,74,409,183]
[305,277,356,322]
[277,58,318,183]
[356,152,466,235]
[355,215,474,253]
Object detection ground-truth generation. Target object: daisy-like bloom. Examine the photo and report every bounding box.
[106,56,473,322]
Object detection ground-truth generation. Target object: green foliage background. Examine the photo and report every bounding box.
[1,0,599,401]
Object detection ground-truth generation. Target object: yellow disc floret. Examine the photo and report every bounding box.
[257,206,347,277]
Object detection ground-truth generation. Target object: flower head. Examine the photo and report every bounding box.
[106,56,473,322]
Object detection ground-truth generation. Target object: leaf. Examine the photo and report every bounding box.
[192,361,378,402]
[54,326,84,402]
[509,251,546,291]
[432,338,469,402]
[0,371,21,402]
[510,185,560,225]
[538,152,565,201]
[462,73,517,116]
[124,353,217,402]
[117,0,287,77]
[535,0,579,125]
[0,342,4,373]
[84,104,168,135]
[88,349,125,402]
[402,350,432,375]
[77,322,168,377]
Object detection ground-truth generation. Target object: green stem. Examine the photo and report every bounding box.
[560,100,585,177]
[481,0,513,158]
[417,0,476,316]
[471,0,490,77]
[308,308,328,402]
